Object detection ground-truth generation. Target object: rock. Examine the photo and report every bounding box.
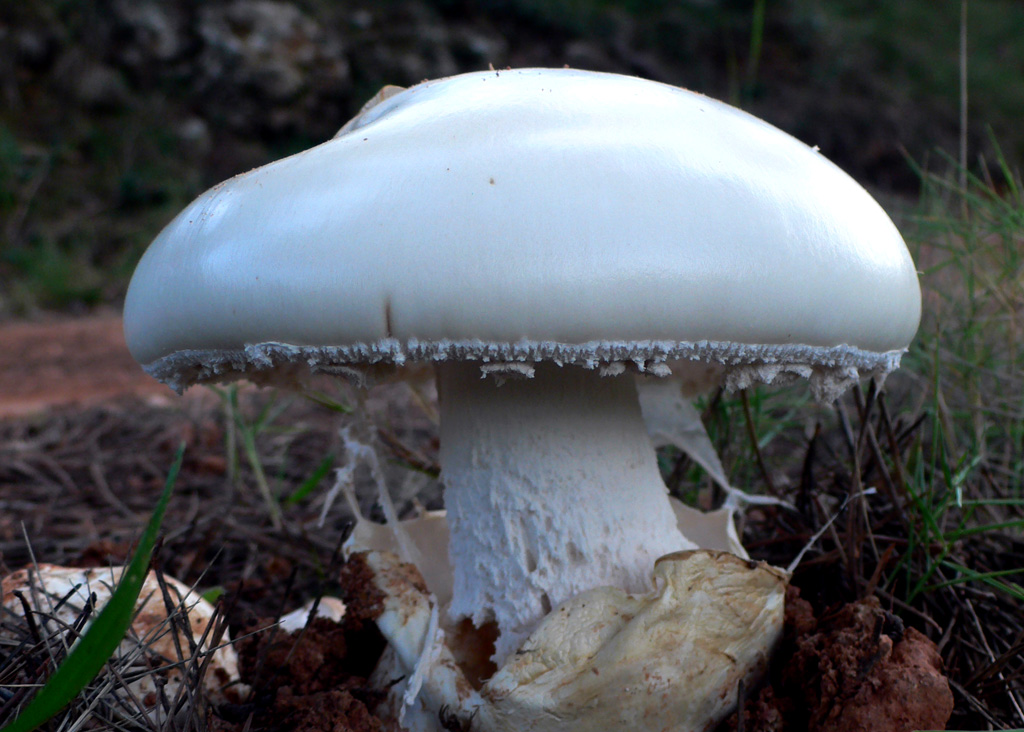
[345,2,459,88]
[563,40,617,72]
[448,27,508,68]
[12,28,61,70]
[113,0,185,67]
[196,0,351,132]
[74,64,130,110]
[177,116,213,158]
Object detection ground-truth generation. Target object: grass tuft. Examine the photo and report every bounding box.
[0,445,182,732]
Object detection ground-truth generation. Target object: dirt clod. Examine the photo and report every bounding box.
[820,625,952,732]
[269,688,389,732]
[226,612,388,732]
[338,553,387,625]
[726,593,953,732]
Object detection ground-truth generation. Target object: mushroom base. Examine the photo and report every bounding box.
[437,362,694,662]
[358,547,788,732]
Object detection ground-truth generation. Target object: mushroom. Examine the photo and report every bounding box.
[124,68,921,729]
[1,564,244,721]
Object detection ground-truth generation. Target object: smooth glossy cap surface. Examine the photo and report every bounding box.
[124,68,921,387]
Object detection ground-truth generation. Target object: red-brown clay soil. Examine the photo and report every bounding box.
[208,554,391,732]
[215,560,953,732]
[724,588,953,732]
[0,311,205,418]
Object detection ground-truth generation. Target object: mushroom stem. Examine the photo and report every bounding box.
[437,361,694,662]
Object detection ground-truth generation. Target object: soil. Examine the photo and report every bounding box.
[201,554,389,732]
[0,314,958,731]
[208,558,954,732]
[723,588,953,732]
[0,311,199,418]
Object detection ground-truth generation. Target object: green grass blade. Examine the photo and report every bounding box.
[1,444,183,732]
[283,453,335,507]
[936,561,1024,602]
[238,424,282,528]
[957,498,1024,507]
[943,517,1024,540]
[303,390,352,414]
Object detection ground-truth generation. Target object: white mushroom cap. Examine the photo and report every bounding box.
[124,67,920,395]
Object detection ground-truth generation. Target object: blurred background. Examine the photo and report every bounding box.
[1,0,1023,315]
[3,4,1024,729]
